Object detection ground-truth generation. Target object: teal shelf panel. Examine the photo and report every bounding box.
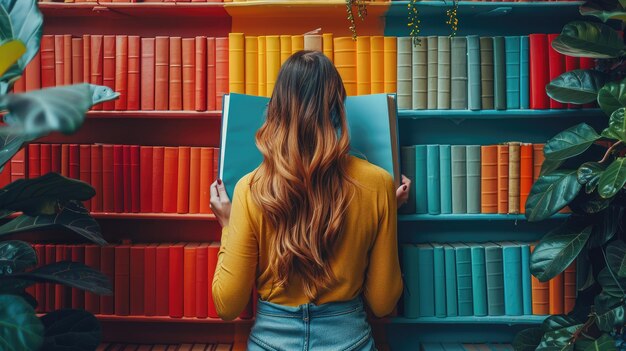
[392,315,547,325]
[397,109,604,120]
[399,213,569,222]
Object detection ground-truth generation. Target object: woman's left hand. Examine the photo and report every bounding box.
[210,179,232,227]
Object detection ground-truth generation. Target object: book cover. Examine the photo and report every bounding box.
[493,36,507,110]
[467,35,481,111]
[91,145,103,212]
[114,35,128,110]
[144,243,157,316]
[195,36,207,111]
[183,243,198,318]
[479,37,495,110]
[466,145,481,214]
[427,36,438,109]
[548,34,566,109]
[444,244,458,317]
[451,36,468,110]
[520,143,533,214]
[399,146,416,214]
[155,36,169,111]
[102,145,114,212]
[453,243,473,316]
[439,145,452,214]
[357,36,372,96]
[529,34,550,109]
[497,145,509,214]
[370,36,384,94]
[169,243,185,318]
[140,38,156,110]
[433,243,446,317]
[169,37,183,111]
[484,242,505,315]
[470,244,487,316]
[481,145,498,213]
[334,37,357,96]
[177,146,191,214]
[397,37,411,108]
[505,36,521,110]
[189,147,201,214]
[127,36,140,111]
[437,36,451,110]
[417,243,435,317]
[508,142,521,214]
[155,243,170,316]
[152,146,165,213]
[102,35,116,110]
[163,147,179,213]
[244,36,258,96]
[426,145,441,215]
[501,242,523,316]
[402,244,420,318]
[412,38,427,110]
[520,36,530,109]
[140,146,153,213]
[228,33,245,95]
[130,245,145,316]
[266,35,281,96]
[451,145,467,214]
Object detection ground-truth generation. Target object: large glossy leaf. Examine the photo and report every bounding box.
[547,70,608,104]
[0,6,11,42]
[578,162,607,194]
[530,218,592,281]
[0,294,43,351]
[526,170,582,222]
[537,323,584,351]
[0,240,36,274]
[552,21,624,58]
[569,192,611,214]
[0,173,95,216]
[597,267,626,297]
[40,309,101,351]
[594,293,625,332]
[602,108,626,142]
[542,315,583,332]
[0,40,24,78]
[598,78,626,116]
[583,334,616,351]
[542,159,566,177]
[0,200,105,245]
[598,157,626,198]
[0,133,26,170]
[544,124,600,161]
[580,5,626,22]
[514,328,545,351]
[606,240,626,277]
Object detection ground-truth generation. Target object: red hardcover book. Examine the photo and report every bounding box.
[128,36,140,111]
[155,36,169,111]
[189,147,201,214]
[41,35,55,88]
[51,144,61,174]
[28,144,40,179]
[71,37,83,84]
[54,35,63,87]
[63,35,72,85]
[113,145,124,213]
[144,243,157,316]
[152,147,165,213]
[177,147,191,214]
[195,243,208,318]
[213,148,219,189]
[34,244,45,313]
[45,244,56,312]
[103,35,116,110]
[0,162,10,190]
[529,34,550,109]
[195,36,207,111]
[25,52,41,91]
[130,245,145,316]
[199,148,213,214]
[100,245,115,315]
[182,38,196,110]
[61,144,69,177]
[207,242,219,318]
[83,35,91,85]
[169,37,183,111]
[141,38,156,111]
[91,145,103,212]
[155,243,170,316]
[215,37,229,108]
[548,34,565,109]
[122,146,132,212]
[566,56,581,109]
[131,145,140,213]
[183,243,197,317]
[69,144,79,179]
[12,73,25,93]
[91,35,104,111]
[40,144,51,175]
[115,35,129,111]
[163,147,179,213]
[84,245,101,314]
[79,145,92,210]
[55,245,68,310]
[10,148,27,182]
[206,37,216,111]
[140,146,153,213]
[71,245,86,309]
[102,145,114,212]
[169,243,184,318]
[115,245,130,316]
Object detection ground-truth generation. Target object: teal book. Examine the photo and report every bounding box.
[493,36,506,110]
[444,244,458,317]
[433,243,446,317]
[470,243,487,316]
[466,145,481,214]
[504,36,521,110]
[517,242,532,315]
[400,146,416,214]
[417,243,435,317]
[415,145,428,214]
[501,242,523,316]
[451,145,467,214]
[427,145,441,215]
[453,243,473,316]
[484,242,505,316]
[219,93,400,197]
[439,145,452,214]
[402,244,420,318]
[451,37,468,110]
[520,36,530,109]
[467,36,481,111]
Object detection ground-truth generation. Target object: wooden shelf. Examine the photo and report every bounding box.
[92,212,217,221]
[39,2,229,18]
[386,1,583,18]
[94,314,252,324]
[86,110,222,120]
[397,109,604,120]
[392,315,547,325]
[398,213,569,222]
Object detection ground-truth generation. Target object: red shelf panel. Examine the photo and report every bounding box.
[92,212,216,221]
[94,314,252,324]
[39,2,229,18]
[86,110,222,120]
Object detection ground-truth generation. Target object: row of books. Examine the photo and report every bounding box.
[420,344,513,351]
[400,143,545,215]
[97,344,232,351]
[40,0,225,3]
[29,242,256,319]
[13,35,229,112]
[7,144,219,214]
[401,242,576,318]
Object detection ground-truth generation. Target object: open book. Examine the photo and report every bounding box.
[219,93,400,197]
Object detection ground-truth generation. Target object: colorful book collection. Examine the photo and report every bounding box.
[420,343,514,351]
[12,35,229,112]
[29,242,256,319]
[401,242,576,318]
[5,143,218,214]
[400,143,547,215]
[96,344,232,351]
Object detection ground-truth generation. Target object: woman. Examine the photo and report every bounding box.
[210,50,410,351]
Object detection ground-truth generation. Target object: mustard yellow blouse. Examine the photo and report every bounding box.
[212,156,403,321]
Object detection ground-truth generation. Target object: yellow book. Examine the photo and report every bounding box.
[323,33,334,63]
[245,36,258,96]
[384,36,397,93]
[304,34,323,52]
[370,36,384,94]
[266,35,281,97]
[291,35,304,54]
[280,35,292,65]
[228,33,245,94]
[356,36,371,95]
[333,37,357,96]
[258,36,267,97]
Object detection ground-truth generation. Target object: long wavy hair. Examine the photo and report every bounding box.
[251,51,354,301]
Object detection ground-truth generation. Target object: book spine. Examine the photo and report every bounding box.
[10,149,27,182]
[455,245,473,316]
[399,146,416,214]
[415,145,428,214]
[520,143,533,213]
[467,36,481,111]
[291,35,304,53]
[520,243,532,315]
[280,35,292,64]
[529,34,550,109]
[45,245,56,312]
[69,144,79,179]
[502,244,523,316]
[113,145,124,213]
[334,37,357,96]
[144,245,157,316]
[505,36,521,109]
[427,36,438,109]
[183,244,197,317]
[207,243,219,318]
[114,35,128,111]
[163,147,179,213]
[370,36,384,94]
[433,244,446,317]
[121,146,130,212]
[195,244,209,318]
[169,37,182,111]
[182,38,196,110]
[38,144,49,177]
[396,37,412,108]
[91,145,103,212]
[508,142,521,214]
[426,145,441,215]
[25,51,41,91]
[471,245,487,316]
[100,246,115,315]
[493,36,507,110]
[102,35,116,110]
[323,33,334,63]
[71,245,85,309]
[357,36,371,96]
[140,146,153,213]
[549,273,564,315]
[54,245,67,309]
[155,244,170,316]
[548,34,566,109]
[155,36,169,111]
[152,146,165,213]
[51,144,61,174]
[485,244,505,316]
[127,36,140,110]
[533,144,545,181]
[28,144,40,179]
[444,245,458,317]
[130,246,145,316]
[497,145,509,214]
[189,148,201,214]
[257,36,266,97]
[402,244,420,318]
[244,36,258,96]
[41,35,56,88]
[54,36,63,87]
[439,145,452,214]
[520,36,530,109]
[303,34,322,52]
[0,159,10,188]
[215,37,229,108]
[82,35,90,86]
[130,146,140,213]
[71,38,83,84]
[177,147,191,214]
[451,145,467,214]
[481,145,498,213]
[90,35,104,110]
[102,145,114,212]
[466,145,481,214]
[412,38,427,110]
[114,245,130,316]
[84,245,100,314]
[207,37,217,109]
[169,244,184,318]
[479,37,495,110]
[266,36,281,96]
[451,36,468,110]
[417,244,435,317]
[199,148,214,214]
[437,36,451,110]
[228,33,245,94]
[79,145,91,210]
[195,36,207,111]
[564,261,577,313]
[63,35,72,85]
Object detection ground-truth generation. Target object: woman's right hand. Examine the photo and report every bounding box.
[396,174,411,208]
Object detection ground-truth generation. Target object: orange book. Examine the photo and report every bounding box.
[60,144,69,177]
[71,38,83,84]
[207,37,217,110]
[530,244,550,315]
[266,35,280,97]
[207,242,220,318]
[564,261,577,313]
[333,37,357,96]
[291,35,304,54]
[169,37,183,111]
[102,35,116,110]
[177,146,191,214]
[41,35,55,88]
[141,38,156,111]
[91,145,103,212]
[155,36,170,111]
[115,35,128,111]
[82,35,90,85]
[322,33,334,62]
[152,146,165,213]
[140,146,153,213]
[183,243,198,318]
[127,36,140,111]
[54,35,63,86]
[356,36,371,95]
[509,142,521,214]
[497,144,509,214]
[25,51,41,91]
[12,73,25,94]
[195,243,209,318]
[199,148,213,214]
[229,33,245,94]
[280,35,292,64]
[245,36,258,96]
[533,144,545,181]
[383,36,397,93]
[549,273,564,315]
[370,36,384,94]
[520,143,533,214]
[189,147,201,214]
[481,145,498,213]
[90,35,104,110]
[257,36,266,97]
[163,147,179,213]
[195,36,207,111]
[182,38,196,110]
[63,34,72,85]
[215,37,229,108]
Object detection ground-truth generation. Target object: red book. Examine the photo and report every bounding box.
[45,244,56,312]
[206,37,216,111]
[91,145,103,212]
[529,34,550,109]
[199,148,213,214]
[195,36,207,111]
[115,35,128,111]
[169,243,184,318]
[215,37,229,109]
[131,146,140,213]
[128,36,141,111]
[163,147,179,213]
[10,149,27,182]
[140,146,153,213]
[34,244,45,313]
[195,243,208,318]
[182,38,196,111]
[84,245,101,314]
[113,145,124,213]
[548,34,565,109]
[71,245,86,309]
[155,36,169,111]
[41,35,55,88]
[141,38,156,111]
[102,145,114,212]
[123,146,132,212]
[155,243,170,316]
[61,144,69,177]
[55,245,68,310]
[51,144,61,174]
[103,35,116,110]
[83,35,91,85]
[566,56,581,109]
[28,144,40,179]
[152,147,165,213]
[25,52,41,91]
[63,35,72,85]
[69,144,79,179]
[183,243,197,317]
[100,245,115,315]
[213,148,219,193]
[115,245,130,316]
[72,38,83,84]
[40,144,51,175]
[54,35,63,87]
[130,245,145,316]
[13,73,25,93]
[91,35,104,111]
[207,242,219,318]
[144,243,157,316]
[189,148,201,214]
[79,145,92,210]
[169,37,183,111]
[0,162,10,190]
[177,147,191,214]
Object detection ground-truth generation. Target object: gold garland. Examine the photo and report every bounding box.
[407,0,421,46]
[346,0,368,40]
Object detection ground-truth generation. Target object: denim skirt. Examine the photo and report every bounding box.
[247,296,377,351]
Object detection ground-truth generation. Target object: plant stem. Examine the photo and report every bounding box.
[600,141,623,163]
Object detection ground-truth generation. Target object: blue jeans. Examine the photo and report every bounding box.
[248,296,377,351]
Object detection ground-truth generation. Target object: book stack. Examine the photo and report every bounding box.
[401,242,577,318]
[96,344,232,351]
[12,35,229,111]
[30,242,256,319]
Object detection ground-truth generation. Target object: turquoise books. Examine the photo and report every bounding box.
[437,37,451,110]
[453,243,473,316]
[466,145,481,214]
[427,36,439,110]
[440,145,452,214]
[493,36,506,110]
[444,244,458,317]
[502,242,523,316]
[520,36,530,109]
[484,242,505,316]
[518,242,532,315]
[505,36,521,110]
[433,243,446,317]
[467,36,481,111]
[417,243,435,317]
[470,243,487,316]
[402,244,420,318]
[415,145,428,214]
[400,146,416,214]
[451,37,468,110]
[427,145,441,215]
[220,93,400,197]
[451,145,467,214]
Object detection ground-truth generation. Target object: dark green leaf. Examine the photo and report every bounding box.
[0,200,105,245]
[547,69,608,104]
[606,240,626,277]
[514,328,545,351]
[543,159,566,177]
[526,170,582,222]
[594,293,625,332]
[41,309,101,351]
[0,240,36,274]
[552,21,624,58]
[575,338,594,351]
[0,6,11,43]
[0,294,43,351]
[582,334,616,351]
[598,78,626,116]
[588,207,623,248]
[537,322,584,351]
[598,158,626,198]
[603,108,626,142]
[570,193,611,214]
[542,315,582,332]
[544,123,600,161]
[580,8,626,22]
[578,162,607,194]
[579,268,595,291]
[15,291,37,310]
[0,133,26,170]
[597,267,626,297]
